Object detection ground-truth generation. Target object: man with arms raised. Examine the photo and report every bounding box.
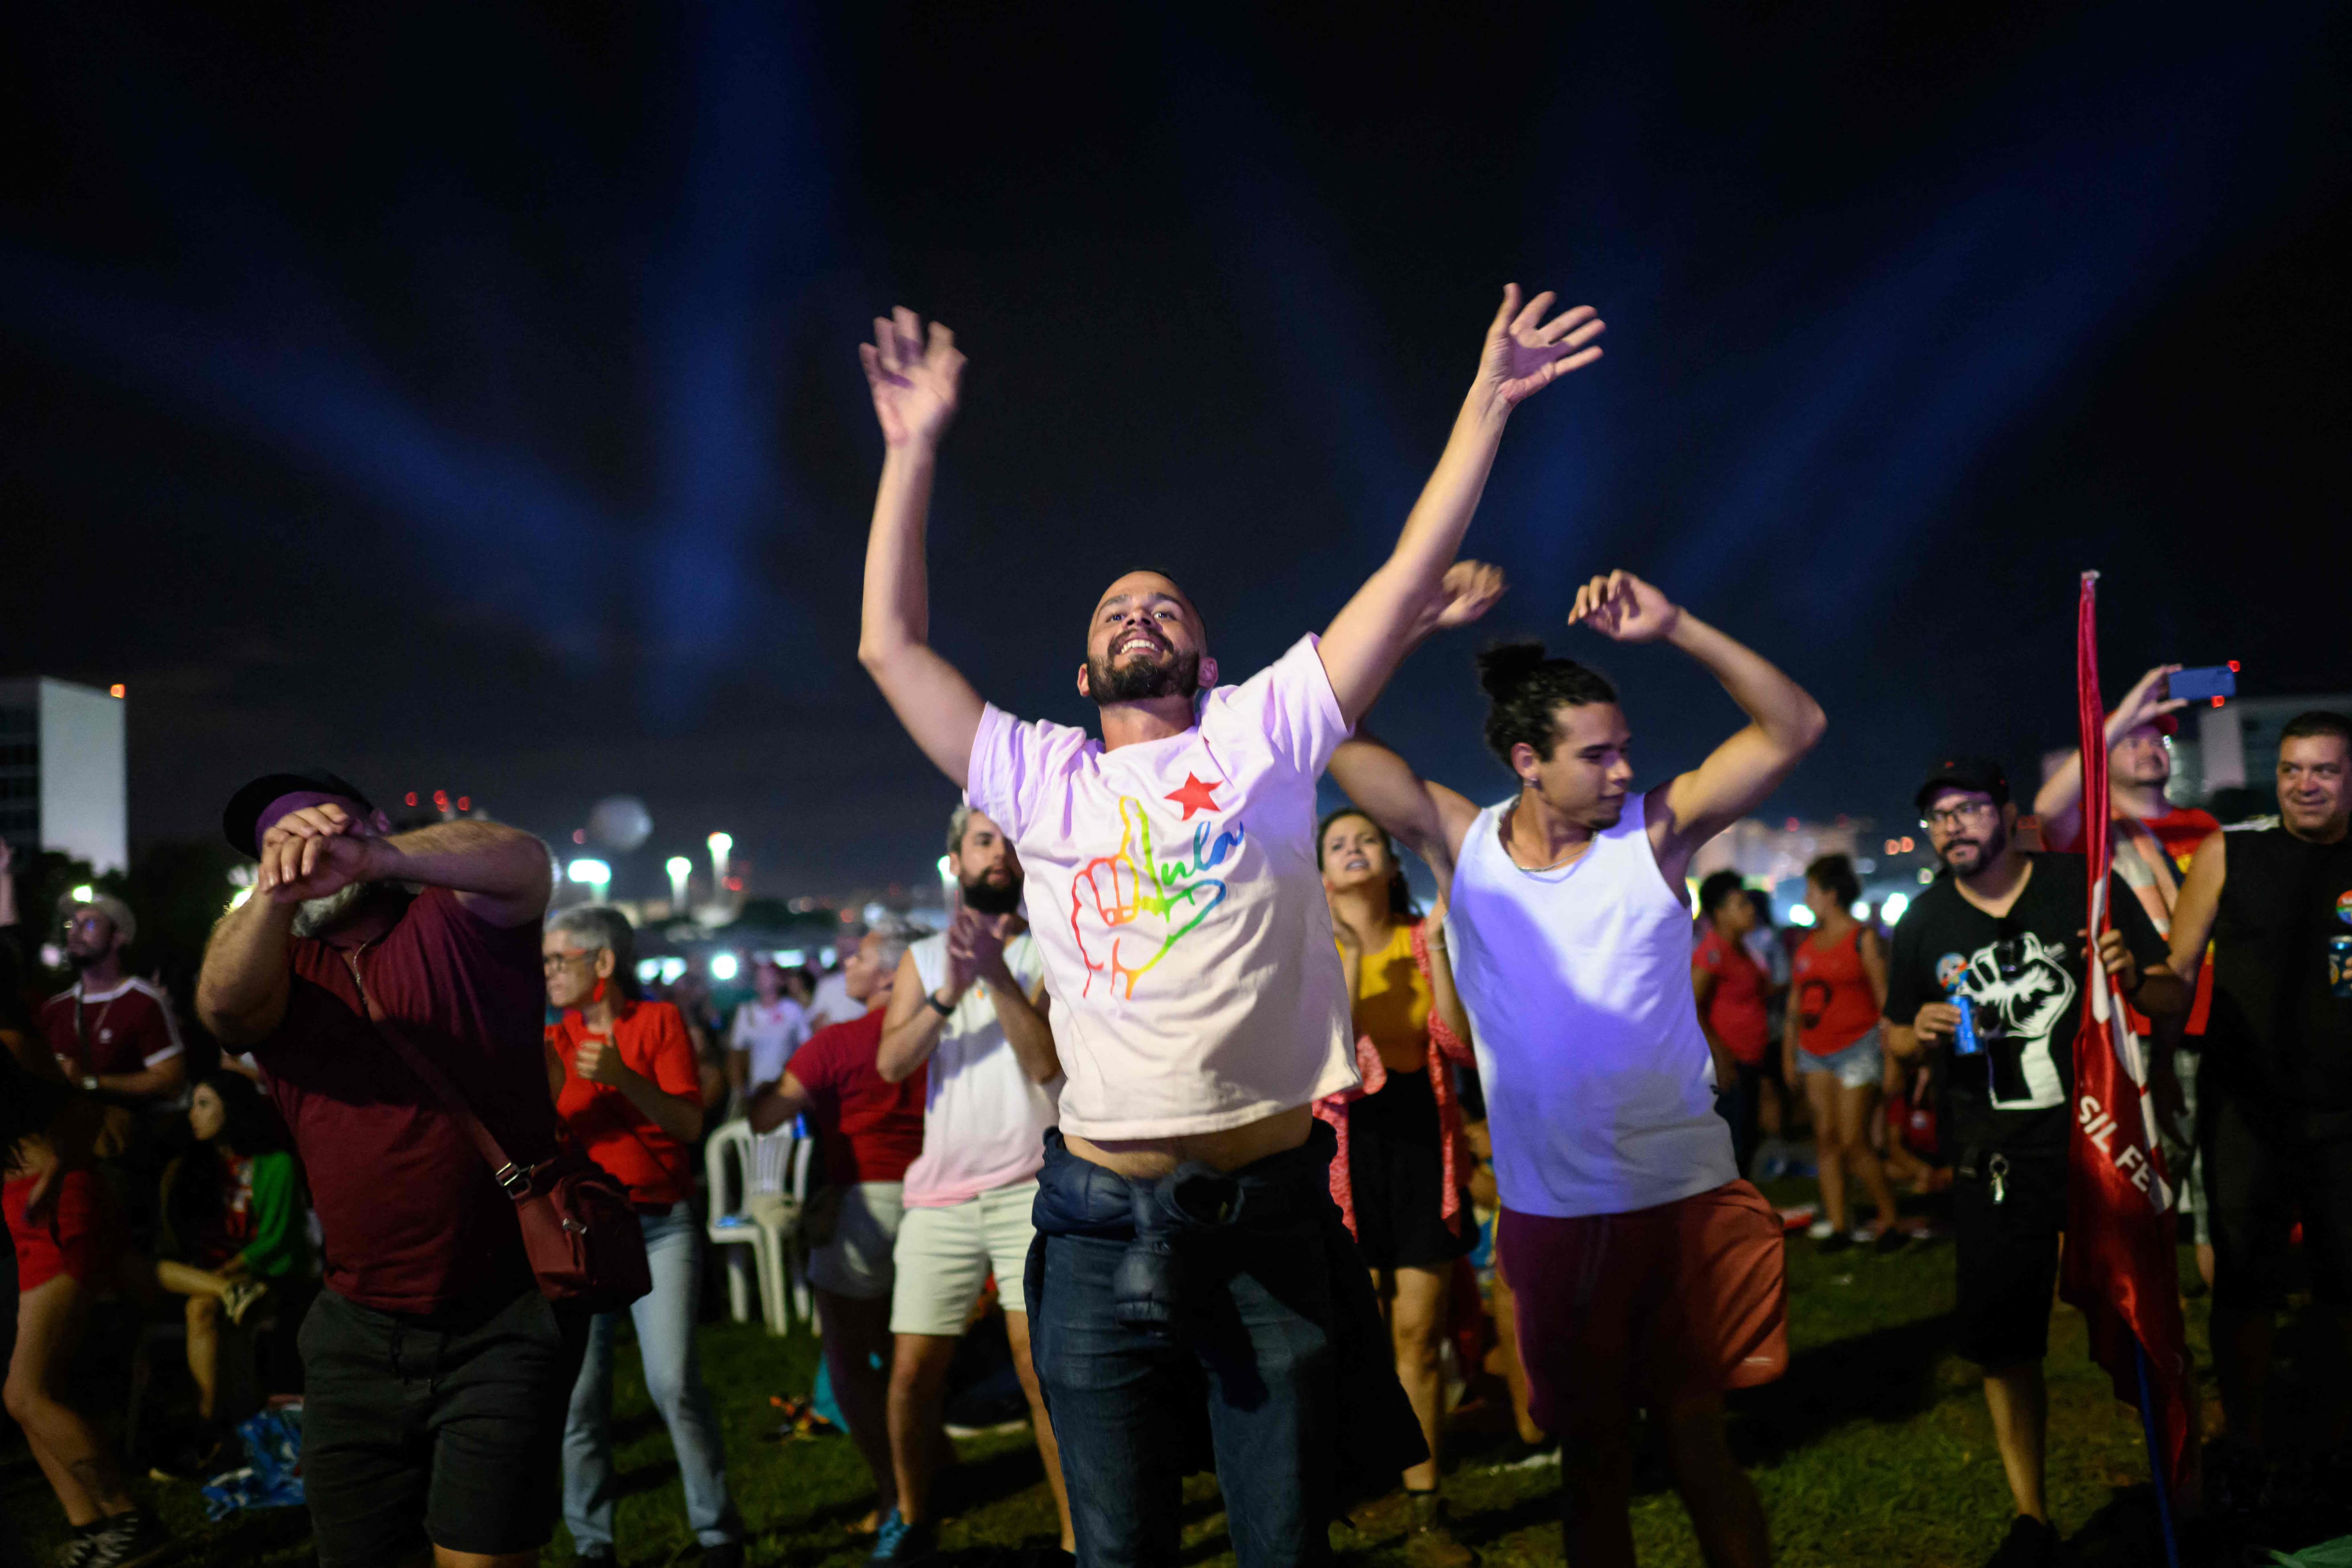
[197,772,578,1568]
[869,807,1071,1562]
[855,285,1601,1565]
[1327,573,1822,1568]
[1885,758,2181,1568]
[2034,665,2222,1282]
[2162,711,2352,1516]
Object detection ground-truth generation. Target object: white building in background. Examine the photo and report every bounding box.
[0,677,128,873]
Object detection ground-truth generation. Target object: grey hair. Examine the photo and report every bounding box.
[547,904,643,1001]
[866,914,930,974]
[947,804,975,857]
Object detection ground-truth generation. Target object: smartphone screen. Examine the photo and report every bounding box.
[2168,665,2237,702]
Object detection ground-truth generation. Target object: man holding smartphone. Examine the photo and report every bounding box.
[2034,664,2224,1284]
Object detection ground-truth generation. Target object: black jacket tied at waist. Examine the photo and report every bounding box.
[1025,1119,1426,1507]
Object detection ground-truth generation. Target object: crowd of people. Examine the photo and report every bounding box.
[2,286,2349,1568]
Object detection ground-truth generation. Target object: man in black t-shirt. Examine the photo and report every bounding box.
[2165,709,2352,1504]
[1885,757,2181,1568]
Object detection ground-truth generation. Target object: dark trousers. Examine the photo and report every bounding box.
[298,1286,588,1568]
[1033,1224,1337,1568]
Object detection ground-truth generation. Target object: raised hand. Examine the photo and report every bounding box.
[1568,570,1680,644]
[859,306,966,449]
[943,906,1006,1000]
[1474,284,1604,413]
[257,805,377,904]
[1410,560,1509,642]
[2112,664,2189,736]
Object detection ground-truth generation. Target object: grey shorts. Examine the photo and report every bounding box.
[807,1181,905,1301]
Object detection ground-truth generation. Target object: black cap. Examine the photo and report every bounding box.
[222,771,377,858]
[1914,756,2010,815]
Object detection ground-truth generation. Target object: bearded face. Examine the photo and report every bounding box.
[292,880,415,939]
[961,866,1025,916]
[1085,634,1202,705]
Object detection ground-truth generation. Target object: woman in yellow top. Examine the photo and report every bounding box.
[1317,807,1478,1556]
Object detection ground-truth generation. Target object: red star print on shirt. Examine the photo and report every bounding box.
[1164,773,1224,820]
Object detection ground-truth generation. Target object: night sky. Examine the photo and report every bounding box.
[5,4,2347,903]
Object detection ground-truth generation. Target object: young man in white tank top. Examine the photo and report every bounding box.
[870,807,1072,1561]
[1329,571,1825,1568]
[853,288,1604,1567]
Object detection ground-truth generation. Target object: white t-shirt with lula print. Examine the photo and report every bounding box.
[963,634,1360,1139]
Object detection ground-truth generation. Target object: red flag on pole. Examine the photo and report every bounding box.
[2057,570,2195,1500]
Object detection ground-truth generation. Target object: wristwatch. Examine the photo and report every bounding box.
[925,990,955,1018]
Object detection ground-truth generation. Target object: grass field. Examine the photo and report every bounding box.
[6,1183,2348,1567]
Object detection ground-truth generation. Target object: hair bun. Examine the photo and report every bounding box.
[1476,640,1550,698]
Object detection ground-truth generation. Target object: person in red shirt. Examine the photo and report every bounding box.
[747,918,925,1537]
[197,771,577,1568]
[2034,662,2224,1285]
[41,892,186,1108]
[541,904,741,1568]
[1693,871,1772,1179]
[1787,854,1901,1253]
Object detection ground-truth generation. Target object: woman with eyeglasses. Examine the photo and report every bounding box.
[1787,853,1902,1253]
[542,905,744,1568]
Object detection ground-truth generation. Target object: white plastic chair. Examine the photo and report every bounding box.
[705,1120,782,1333]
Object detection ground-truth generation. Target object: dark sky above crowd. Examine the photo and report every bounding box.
[4,3,2347,901]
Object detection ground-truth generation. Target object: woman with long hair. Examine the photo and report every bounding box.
[136,1069,307,1471]
[544,904,743,1568]
[1314,807,1477,1565]
[1787,854,1901,1251]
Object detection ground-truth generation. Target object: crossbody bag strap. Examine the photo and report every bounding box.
[337,949,534,1198]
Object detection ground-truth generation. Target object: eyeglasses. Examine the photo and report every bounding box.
[1920,800,1999,831]
[541,952,596,974]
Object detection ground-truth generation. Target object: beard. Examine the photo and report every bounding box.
[292,880,415,939]
[1937,818,2010,875]
[1086,639,1202,704]
[961,869,1025,916]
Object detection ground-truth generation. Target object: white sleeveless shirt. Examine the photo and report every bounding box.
[1447,790,1736,1218]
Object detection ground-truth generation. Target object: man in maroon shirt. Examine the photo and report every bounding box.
[748,918,923,1537]
[197,771,575,1568]
[42,892,186,1106]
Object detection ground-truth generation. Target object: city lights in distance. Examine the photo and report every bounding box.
[1882,893,1910,923]
[70,884,94,904]
[1787,903,1817,927]
[1850,901,1871,920]
[709,952,740,982]
[108,684,125,699]
[405,792,419,807]
[229,887,254,911]
[566,859,611,885]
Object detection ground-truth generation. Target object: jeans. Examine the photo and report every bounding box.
[562,1201,741,1550]
[1026,1126,1420,1568]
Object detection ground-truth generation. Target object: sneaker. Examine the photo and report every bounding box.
[869,1508,936,1566]
[81,1510,171,1568]
[1402,1490,1475,1568]
[52,1524,101,1568]
[220,1279,269,1326]
[1980,1513,2056,1568]
[1805,1218,1835,1241]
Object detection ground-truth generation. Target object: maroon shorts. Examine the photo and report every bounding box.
[5,1169,119,1294]
[1500,1179,1787,1435]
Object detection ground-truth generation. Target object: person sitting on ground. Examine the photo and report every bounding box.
[747,919,926,1538]
[1693,871,1773,1179]
[136,1070,308,1475]
[1788,854,1901,1252]
[544,905,744,1568]
[1314,806,1478,1564]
